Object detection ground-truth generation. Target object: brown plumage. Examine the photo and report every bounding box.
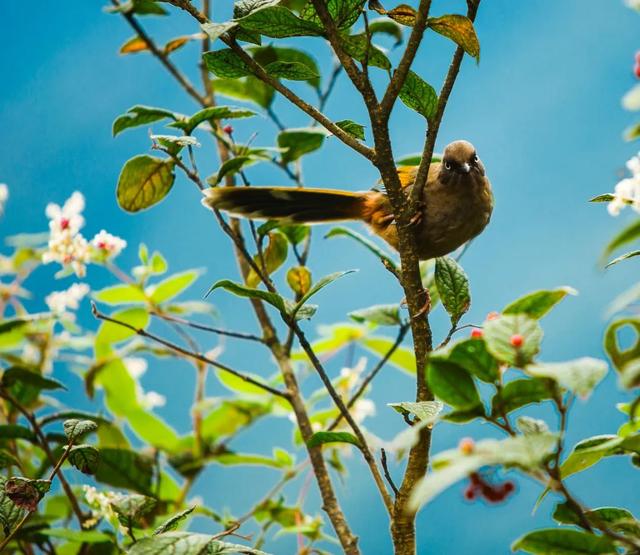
[203,140,493,260]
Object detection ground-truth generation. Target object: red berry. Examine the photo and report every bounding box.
[223,124,234,134]
[635,64,640,79]
[486,311,499,321]
[510,334,524,348]
[60,218,70,230]
[503,481,515,493]
[470,328,483,339]
[459,437,475,455]
[464,487,476,501]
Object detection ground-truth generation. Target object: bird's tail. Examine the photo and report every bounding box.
[203,186,367,223]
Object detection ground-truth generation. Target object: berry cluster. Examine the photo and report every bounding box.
[463,472,515,504]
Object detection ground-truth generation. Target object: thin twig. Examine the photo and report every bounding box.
[411,0,481,204]
[150,311,265,343]
[380,448,399,496]
[111,0,206,105]
[291,321,395,515]
[328,324,409,431]
[91,302,289,399]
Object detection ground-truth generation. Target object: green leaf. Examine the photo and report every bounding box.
[427,14,480,60]
[0,476,24,535]
[5,477,50,511]
[128,532,268,555]
[1,366,66,392]
[246,232,288,287]
[203,49,251,78]
[111,493,157,528]
[93,283,147,305]
[112,105,178,137]
[368,17,404,46]
[40,528,111,543]
[553,503,640,536]
[427,358,481,410]
[625,121,640,141]
[399,70,437,119]
[212,76,275,109]
[264,60,319,81]
[526,358,608,399]
[95,307,149,347]
[442,405,485,423]
[589,193,615,203]
[0,425,36,442]
[341,33,391,69]
[483,314,543,367]
[0,450,19,469]
[511,529,616,555]
[445,338,499,383]
[603,219,640,260]
[606,250,640,268]
[206,279,286,313]
[209,156,258,185]
[307,431,360,449]
[252,45,321,88]
[94,448,154,495]
[349,304,401,326]
[300,0,365,29]
[388,401,443,424]
[292,270,356,318]
[215,368,274,397]
[154,506,196,535]
[63,419,98,442]
[325,226,399,273]
[200,399,270,442]
[604,317,640,372]
[361,336,416,374]
[239,6,324,37]
[435,256,470,326]
[68,445,100,475]
[491,378,553,414]
[171,106,256,134]
[148,270,200,303]
[560,435,625,479]
[335,119,366,140]
[117,155,176,213]
[503,286,577,319]
[277,127,326,163]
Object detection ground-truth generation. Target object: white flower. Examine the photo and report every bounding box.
[45,283,90,314]
[45,191,85,236]
[91,230,127,260]
[140,390,166,409]
[352,398,376,423]
[0,184,8,216]
[124,357,147,379]
[82,485,122,529]
[339,357,367,392]
[607,176,640,216]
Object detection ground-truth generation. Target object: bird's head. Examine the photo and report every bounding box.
[441,140,485,183]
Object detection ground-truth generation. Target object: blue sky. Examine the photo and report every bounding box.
[1,1,640,553]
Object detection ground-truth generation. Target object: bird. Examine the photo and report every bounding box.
[202,140,493,260]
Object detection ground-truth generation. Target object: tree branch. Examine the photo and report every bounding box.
[379,0,432,118]
[91,302,289,399]
[149,311,265,343]
[410,0,481,204]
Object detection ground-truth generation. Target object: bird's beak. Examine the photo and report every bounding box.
[460,163,471,174]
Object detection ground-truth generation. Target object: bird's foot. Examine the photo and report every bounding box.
[408,202,425,227]
[400,295,432,319]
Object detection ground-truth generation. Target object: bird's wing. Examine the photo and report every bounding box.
[397,166,419,189]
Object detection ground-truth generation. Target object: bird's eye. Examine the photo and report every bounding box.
[473,154,479,163]
[444,161,452,170]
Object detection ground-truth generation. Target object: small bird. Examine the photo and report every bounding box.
[203,140,493,260]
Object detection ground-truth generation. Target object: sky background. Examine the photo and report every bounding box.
[1,1,640,553]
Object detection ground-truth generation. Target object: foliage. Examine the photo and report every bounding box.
[1,0,639,554]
